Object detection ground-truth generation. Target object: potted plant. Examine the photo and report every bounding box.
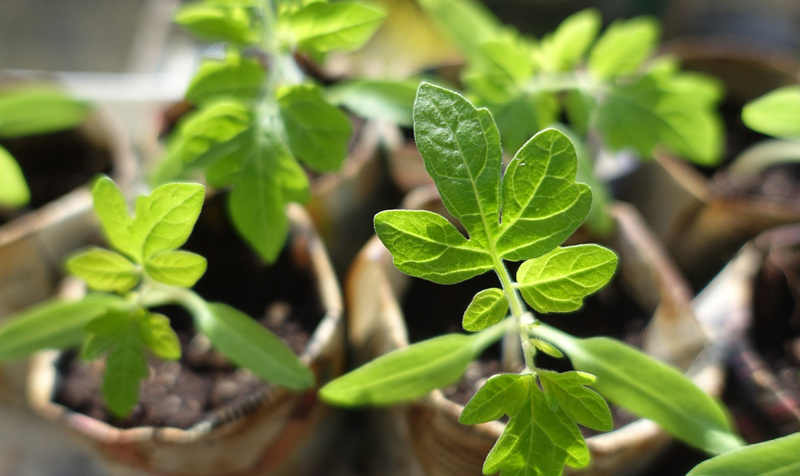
[152,0,389,273]
[319,83,743,475]
[0,176,345,475]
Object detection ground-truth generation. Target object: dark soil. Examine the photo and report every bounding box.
[52,193,324,429]
[0,123,112,225]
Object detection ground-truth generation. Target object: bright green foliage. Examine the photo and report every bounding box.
[0,86,92,138]
[0,86,93,208]
[162,0,385,263]
[532,324,745,455]
[280,2,386,54]
[320,326,505,406]
[0,177,314,417]
[687,432,800,476]
[517,245,618,313]
[0,145,30,207]
[465,374,593,475]
[185,53,265,104]
[742,85,800,138]
[321,83,742,476]
[463,288,508,331]
[419,3,725,235]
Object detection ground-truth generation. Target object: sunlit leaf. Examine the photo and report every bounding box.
[0,145,29,207]
[463,288,508,331]
[66,247,140,292]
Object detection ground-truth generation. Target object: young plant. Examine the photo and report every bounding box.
[0,85,93,208]
[320,83,743,475]
[0,176,312,417]
[417,1,724,233]
[727,85,800,180]
[153,0,386,262]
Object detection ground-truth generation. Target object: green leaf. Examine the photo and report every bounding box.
[495,128,592,261]
[130,182,205,262]
[82,310,130,361]
[374,210,493,285]
[138,312,181,360]
[459,373,526,424]
[413,82,502,248]
[194,302,314,390]
[185,52,265,104]
[326,79,418,127]
[564,89,596,136]
[102,325,149,417]
[742,85,800,138]
[175,3,259,45]
[144,250,207,288]
[167,101,252,170]
[91,176,136,259]
[538,370,612,431]
[483,375,590,475]
[596,72,723,165]
[0,145,29,207]
[517,244,618,313]
[463,288,508,331]
[282,1,386,54]
[531,324,746,455]
[0,295,128,361]
[278,84,352,172]
[227,133,295,263]
[687,433,800,476]
[529,338,563,359]
[320,328,503,406]
[417,0,501,63]
[537,9,601,72]
[0,86,91,138]
[65,247,140,293]
[489,92,559,153]
[588,16,660,79]
[463,35,535,102]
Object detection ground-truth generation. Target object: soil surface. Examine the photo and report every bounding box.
[0,124,112,225]
[52,193,323,429]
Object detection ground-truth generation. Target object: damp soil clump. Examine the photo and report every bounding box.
[53,194,324,429]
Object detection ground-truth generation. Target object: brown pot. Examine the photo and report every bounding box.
[346,185,724,476]
[26,204,345,476]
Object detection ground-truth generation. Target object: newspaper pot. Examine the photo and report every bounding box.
[27,203,345,476]
[694,225,800,442]
[0,100,137,402]
[346,185,724,476]
[306,119,388,275]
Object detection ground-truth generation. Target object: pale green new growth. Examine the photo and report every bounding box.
[0,176,314,417]
[0,145,30,207]
[742,85,800,138]
[320,83,743,475]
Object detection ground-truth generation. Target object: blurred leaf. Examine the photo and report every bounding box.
[66,247,140,292]
[102,325,149,417]
[417,0,501,63]
[0,86,91,138]
[138,312,181,360]
[185,52,265,104]
[194,302,314,389]
[0,295,128,360]
[327,79,418,126]
[145,250,207,288]
[742,85,800,138]
[175,3,259,45]
[0,145,29,207]
[687,433,800,476]
[282,1,386,54]
[278,84,352,172]
[588,16,660,79]
[537,9,601,72]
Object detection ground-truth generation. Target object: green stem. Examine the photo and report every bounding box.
[490,253,536,373]
[522,71,606,96]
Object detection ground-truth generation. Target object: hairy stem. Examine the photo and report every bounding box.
[490,254,535,373]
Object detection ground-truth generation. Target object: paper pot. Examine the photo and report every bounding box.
[27,204,345,476]
[345,185,725,476]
